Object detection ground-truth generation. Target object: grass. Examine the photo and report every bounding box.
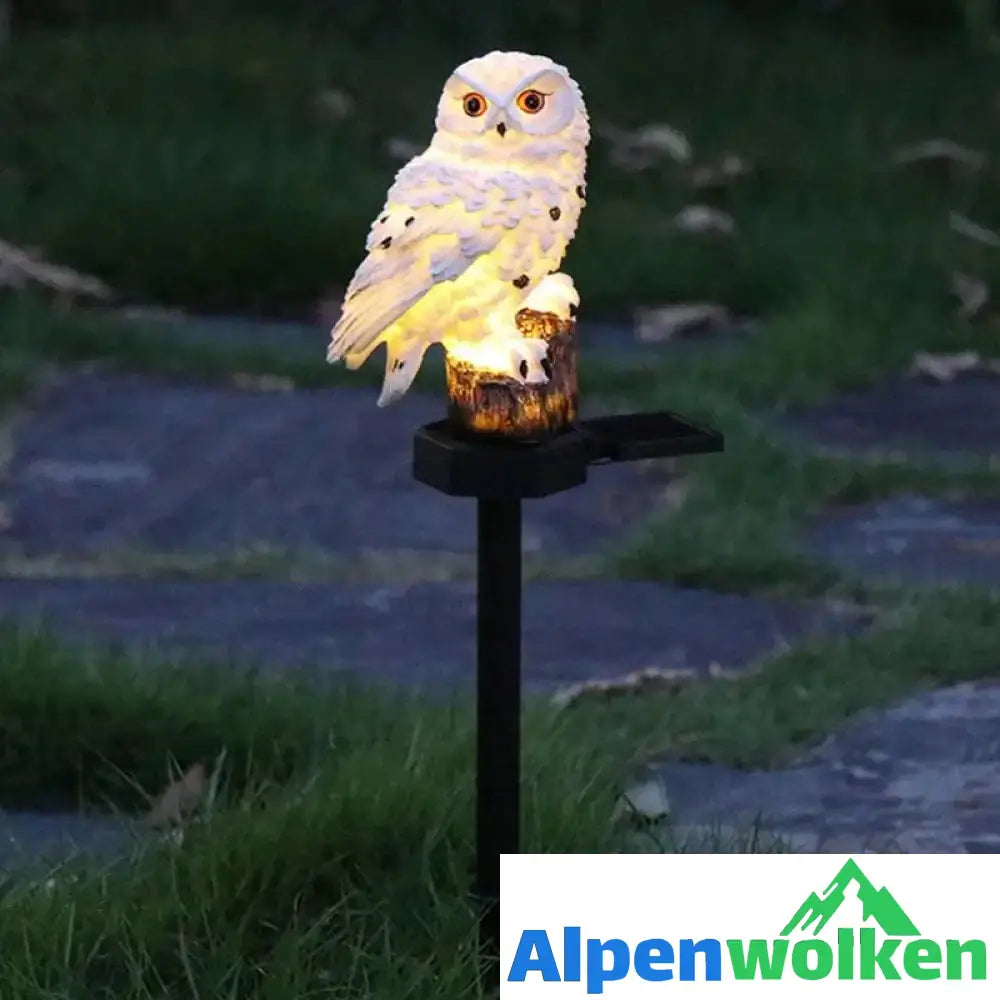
[0,543,604,584]
[0,622,624,821]
[1,583,1000,994]
[0,621,713,997]
[6,591,998,814]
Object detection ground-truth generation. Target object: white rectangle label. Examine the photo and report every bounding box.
[501,854,1000,997]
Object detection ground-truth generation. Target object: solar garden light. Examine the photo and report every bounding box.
[324,49,724,989]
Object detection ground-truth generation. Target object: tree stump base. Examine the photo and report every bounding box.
[444,309,577,442]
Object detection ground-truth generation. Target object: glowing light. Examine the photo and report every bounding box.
[445,336,525,374]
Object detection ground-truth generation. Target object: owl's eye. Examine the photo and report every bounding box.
[516,89,546,114]
[462,92,487,117]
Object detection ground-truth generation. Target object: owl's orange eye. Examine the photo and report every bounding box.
[462,92,487,117]
[516,89,546,114]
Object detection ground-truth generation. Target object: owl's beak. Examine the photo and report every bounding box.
[496,121,507,138]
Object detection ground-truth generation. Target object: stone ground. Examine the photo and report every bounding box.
[806,493,1000,587]
[656,680,1000,853]
[0,577,853,692]
[0,317,998,866]
[5,370,653,555]
[789,374,1000,588]
[781,374,1000,460]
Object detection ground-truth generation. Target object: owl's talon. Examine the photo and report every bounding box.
[519,272,579,320]
[509,336,551,385]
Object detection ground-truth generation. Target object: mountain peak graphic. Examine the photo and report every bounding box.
[781,858,920,937]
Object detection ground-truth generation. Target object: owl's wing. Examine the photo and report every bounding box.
[327,156,520,368]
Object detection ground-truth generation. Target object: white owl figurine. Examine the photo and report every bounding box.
[326,50,590,406]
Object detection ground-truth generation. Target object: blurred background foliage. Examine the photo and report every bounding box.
[5,0,997,48]
[2,0,999,319]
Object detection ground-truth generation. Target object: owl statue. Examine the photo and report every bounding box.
[326,50,590,406]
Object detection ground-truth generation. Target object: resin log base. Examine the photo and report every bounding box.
[444,309,577,442]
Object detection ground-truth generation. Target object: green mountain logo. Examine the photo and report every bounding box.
[781,858,920,938]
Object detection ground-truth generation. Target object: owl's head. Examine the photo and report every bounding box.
[434,51,587,151]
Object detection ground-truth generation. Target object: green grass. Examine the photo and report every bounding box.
[7,591,998,814]
[0,543,604,584]
[0,622,716,998]
[1,585,999,994]
[0,622,623,820]
[0,296,374,402]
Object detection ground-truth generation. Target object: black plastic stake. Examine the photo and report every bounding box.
[474,498,522,977]
[412,411,723,994]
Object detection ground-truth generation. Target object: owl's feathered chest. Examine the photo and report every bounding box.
[338,143,587,357]
[377,149,585,258]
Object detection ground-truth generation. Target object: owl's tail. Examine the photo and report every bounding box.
[376,337,429,407]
